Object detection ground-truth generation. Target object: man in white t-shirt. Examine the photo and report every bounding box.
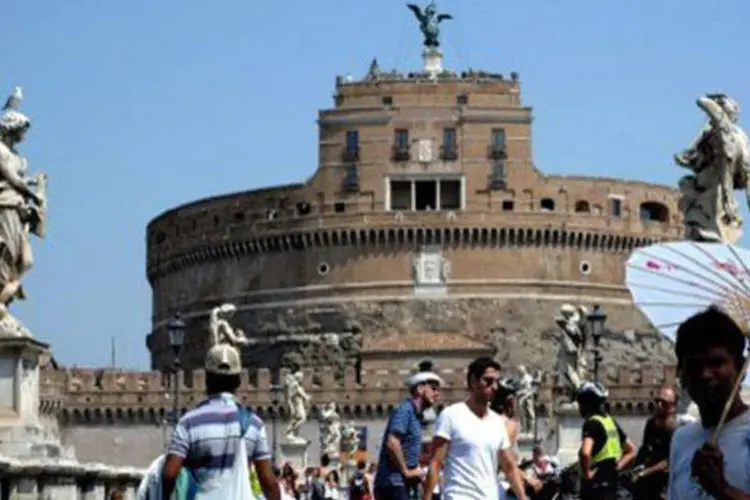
[423,357,528,500]
[667,306,750,500]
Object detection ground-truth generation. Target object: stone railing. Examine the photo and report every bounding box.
[0,455,142,499]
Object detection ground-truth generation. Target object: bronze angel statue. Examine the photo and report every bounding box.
[407,1,453,48]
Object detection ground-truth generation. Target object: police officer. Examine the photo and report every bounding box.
[576,382,636,500]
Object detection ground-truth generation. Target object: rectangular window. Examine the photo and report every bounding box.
[393,129,410,161]
[346,130,359,152]
[389,181,412,210]
[439,180,461,210]
[442,128,457,160]
[395,129,409,149]
[491,128,506,159]
[344,130,359,162]
[610,198,623,217]
[415,181,437,210]
[388,178,464,211]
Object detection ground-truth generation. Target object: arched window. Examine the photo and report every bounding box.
[574,200,590,213]
[640,202,669,223]
[540,198,555,211]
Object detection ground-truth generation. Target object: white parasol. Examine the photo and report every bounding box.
[626,240,750,441]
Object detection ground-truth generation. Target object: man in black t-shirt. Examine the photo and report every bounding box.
[576,382,637,500]
[631,386,677,499]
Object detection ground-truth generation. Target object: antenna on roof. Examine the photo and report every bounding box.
[111,336,116,368]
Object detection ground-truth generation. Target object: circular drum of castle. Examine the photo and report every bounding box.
[145,68,682,377]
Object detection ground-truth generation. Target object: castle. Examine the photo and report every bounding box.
[42,6,685,468]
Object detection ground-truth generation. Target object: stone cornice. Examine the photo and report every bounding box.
[147,220,679,283]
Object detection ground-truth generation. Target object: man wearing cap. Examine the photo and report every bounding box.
[374,361,442,500]
[161,343,281,500]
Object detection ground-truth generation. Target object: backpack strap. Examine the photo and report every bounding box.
[236,402,252,437]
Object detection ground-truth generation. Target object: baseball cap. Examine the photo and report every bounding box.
[205,343,242,375]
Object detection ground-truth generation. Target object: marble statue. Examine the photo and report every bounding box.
[318,401,342,459]
[406,1,452,48]
[516,365,542,435]
[283,370,311,444]
[675,93,750,244]
[340,421,360,455]
[0,86,46,337]
[208,303,250,347]
[555,304,589,391]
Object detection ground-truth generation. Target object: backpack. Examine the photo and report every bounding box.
[349,471,368,499]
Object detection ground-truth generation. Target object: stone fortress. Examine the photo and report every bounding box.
[44,2,690,468]
[143,52,682,378]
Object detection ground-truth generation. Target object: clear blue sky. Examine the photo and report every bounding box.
[3,0,750,369]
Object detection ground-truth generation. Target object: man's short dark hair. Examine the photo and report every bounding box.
[675,306,746,371]
[467,356,501,387]
[205,372,241,395]
[320,454,331,467]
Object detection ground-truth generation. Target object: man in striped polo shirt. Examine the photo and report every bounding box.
[162,342,281,500]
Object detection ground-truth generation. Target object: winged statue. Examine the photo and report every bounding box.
[406,1,453,48]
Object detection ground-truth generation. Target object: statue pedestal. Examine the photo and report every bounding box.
[554,403,582,467]
[0,336,70,458]
[422,47,443,78]
[516,433,536,461]
[279,439,310,471]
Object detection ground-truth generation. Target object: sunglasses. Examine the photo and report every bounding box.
[481,376,501,387]
[654,398,674,406]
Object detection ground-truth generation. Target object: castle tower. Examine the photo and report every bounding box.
[144,4,680,377]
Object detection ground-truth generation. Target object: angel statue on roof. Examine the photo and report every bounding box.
[675,93,750,244]
[0,86,47,336]
[406,1,452,48]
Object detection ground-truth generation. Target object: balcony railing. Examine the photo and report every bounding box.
[392,145,411,162]
[343,165,360,192]
[488,145,507,161]
[489,162,506,190]
[343,147,360,163]
[441,144,459,161]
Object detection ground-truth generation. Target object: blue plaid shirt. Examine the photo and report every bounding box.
[375,399,422,487]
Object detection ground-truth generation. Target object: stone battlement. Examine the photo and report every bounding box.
[335,69,520,89]
[47,365,677,423]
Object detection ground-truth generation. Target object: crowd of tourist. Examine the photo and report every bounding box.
[135,305,750,499]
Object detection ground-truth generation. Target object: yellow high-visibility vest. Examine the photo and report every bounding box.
[588,414,623,464]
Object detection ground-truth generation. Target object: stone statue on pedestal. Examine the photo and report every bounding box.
[516,365,541,435]
[319,401,341,460]
[0,87,47,337]
[675,93,750,243]
[283,370,311,444]
[406,1,452,48]
[341,421,360,455]
[208,303,250,347]
[555,304,589,391]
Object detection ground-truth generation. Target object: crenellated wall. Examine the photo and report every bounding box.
[49,365,676,423]
[44,364,677,467]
